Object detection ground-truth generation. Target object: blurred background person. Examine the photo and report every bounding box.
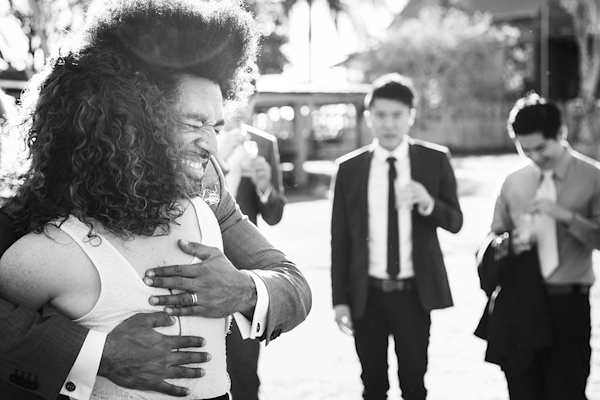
[477,93,600,400]
[216,86,286,400]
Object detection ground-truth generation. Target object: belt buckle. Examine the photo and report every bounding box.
[381,279,397,292]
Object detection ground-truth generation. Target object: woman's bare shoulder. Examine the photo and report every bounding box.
[3,224,78,262]
[0,224,86,309]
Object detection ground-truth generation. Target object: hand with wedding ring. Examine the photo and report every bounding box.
[144,240,257,318]
[100,312,209,397]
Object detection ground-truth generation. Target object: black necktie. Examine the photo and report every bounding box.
[387,157,400,278]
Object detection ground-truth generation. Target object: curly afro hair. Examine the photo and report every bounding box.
[8,0,260,238]
[83,0,259,102]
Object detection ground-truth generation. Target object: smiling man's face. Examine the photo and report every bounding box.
[515,132,564,170]
[174,74,225,181]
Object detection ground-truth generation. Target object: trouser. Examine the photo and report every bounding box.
[353,283,431,400]
[226,319,261,400]
[503,290,591,400]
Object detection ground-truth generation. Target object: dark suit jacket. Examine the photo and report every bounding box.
[0,157,311,400]
[474,232,553,372]
[235,124,286,226]
[0,211,82,400]
[331,138,463,318]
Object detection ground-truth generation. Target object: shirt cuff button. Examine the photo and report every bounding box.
[65,381,77,392]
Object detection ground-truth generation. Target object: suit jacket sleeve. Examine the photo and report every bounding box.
[257,136,286,226]
[424,150,463,233]
[0,209,88,399]
[330,163,351,307]
[207,158,311,344]
[0,301,88,399]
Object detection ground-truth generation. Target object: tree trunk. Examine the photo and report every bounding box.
[561,0,600,158]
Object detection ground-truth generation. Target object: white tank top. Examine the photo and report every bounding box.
[50,197,229,400]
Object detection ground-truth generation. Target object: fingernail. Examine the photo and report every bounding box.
[206,353,212,361]
[149,296,158,305]
[144,278,153,286]
[169,316,176,323]
[146,271,155,278]
[165,307,173,315]
[180,239,190,246]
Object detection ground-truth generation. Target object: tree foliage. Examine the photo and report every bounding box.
[360,6,521,109]
[245,0,289,74]
[1,0,385,76]
[0,0,88,73]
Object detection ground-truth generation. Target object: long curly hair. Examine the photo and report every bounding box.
[7,0,260,238]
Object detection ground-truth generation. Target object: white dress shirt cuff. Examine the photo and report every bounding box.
[418,196,435,216]
[233,270,269,339]
[256,184,273,204]
[60,330,106,399]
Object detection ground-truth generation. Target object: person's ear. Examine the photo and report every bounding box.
[408,108,417,127]
[559,124,568,141]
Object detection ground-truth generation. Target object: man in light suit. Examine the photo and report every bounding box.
[0,1,311,399]
[217,114,286,400]
[331,73,463,400]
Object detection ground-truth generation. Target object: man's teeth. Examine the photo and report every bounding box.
[182,159,204,170]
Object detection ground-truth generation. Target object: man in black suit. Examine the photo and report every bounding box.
[330,73,463,400]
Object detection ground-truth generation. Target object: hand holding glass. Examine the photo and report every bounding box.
[241,140,258,177]
[512,213,533,254]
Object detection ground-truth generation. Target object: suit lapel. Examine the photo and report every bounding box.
[408,140,425,249]
[408,139,422,182]
[356,150,373,236]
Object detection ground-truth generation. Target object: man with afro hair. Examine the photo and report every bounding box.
[0,1,311,399]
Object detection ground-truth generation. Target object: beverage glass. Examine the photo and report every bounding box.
[241,140,258,177]
[517,213,533,244]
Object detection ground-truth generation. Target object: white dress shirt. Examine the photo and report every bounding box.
[368,138,415,280]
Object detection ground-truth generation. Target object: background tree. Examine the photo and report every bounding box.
[245,0,290,74]
[361,7,521,106]
[1,0,387,77]
[344,6,523,152]
[559,0,600,157]
[278,0,385,80]
[0,0,88,74]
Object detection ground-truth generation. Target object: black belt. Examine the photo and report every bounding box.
[369,277,414,292]
[545,284,590,296]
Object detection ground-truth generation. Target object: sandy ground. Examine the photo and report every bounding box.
[252,154,600,400]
